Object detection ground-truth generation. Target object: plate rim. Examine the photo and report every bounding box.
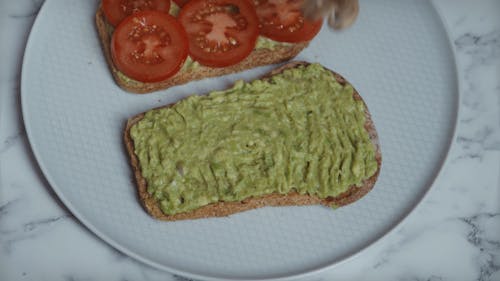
[20,0,462,280]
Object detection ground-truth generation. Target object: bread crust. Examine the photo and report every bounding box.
[95,7,310,94]
[124,61,382,220]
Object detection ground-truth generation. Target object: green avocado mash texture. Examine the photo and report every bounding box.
[130,63,378,215]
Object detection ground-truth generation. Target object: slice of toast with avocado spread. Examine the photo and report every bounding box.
[124,62,381,220]
[95,4,310,94]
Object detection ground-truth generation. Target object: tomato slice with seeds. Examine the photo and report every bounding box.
[102,0,171,26]
[178,0,259,67]
[111,11,189,82]
[254,0,322,43]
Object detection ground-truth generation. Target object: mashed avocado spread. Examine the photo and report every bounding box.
[130,63,378,215]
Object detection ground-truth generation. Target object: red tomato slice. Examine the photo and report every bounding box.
[178,0,259,67]
[102,0,171,26]
[254,0,322,43]
[173,0,190,7]
[111,11,189,82]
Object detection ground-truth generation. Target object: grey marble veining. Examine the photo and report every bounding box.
[1,0,499,280]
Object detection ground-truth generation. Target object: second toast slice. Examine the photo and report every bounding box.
[124,61,382,220]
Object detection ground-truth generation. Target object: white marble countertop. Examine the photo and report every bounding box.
[1,0,499,280]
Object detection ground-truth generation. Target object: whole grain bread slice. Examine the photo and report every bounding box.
[95,7,310,94]
[124,61,382,220]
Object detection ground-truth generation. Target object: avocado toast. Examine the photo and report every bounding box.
[95,2,312,94]
[124,62,381,220]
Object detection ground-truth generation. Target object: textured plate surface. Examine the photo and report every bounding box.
[21,0,458,280]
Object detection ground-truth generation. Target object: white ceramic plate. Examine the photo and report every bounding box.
[21,0,459,280]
